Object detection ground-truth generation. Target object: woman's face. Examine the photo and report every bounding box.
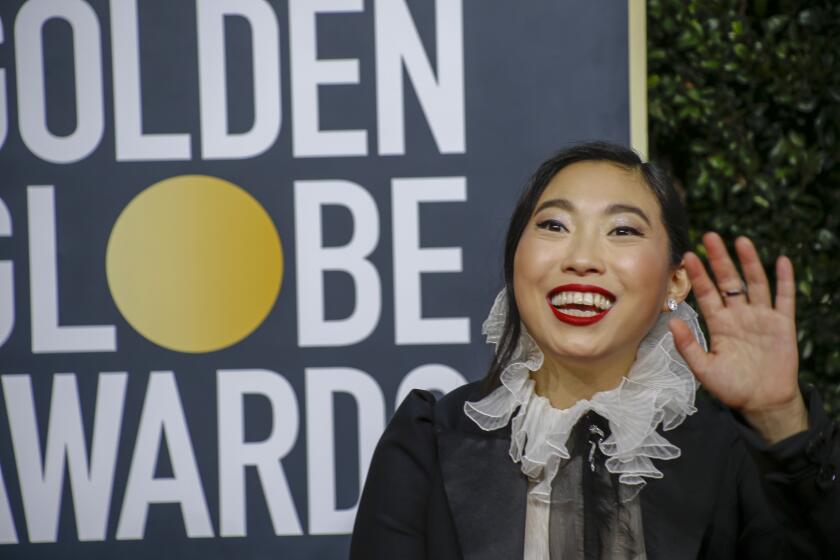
[513,160,683,367]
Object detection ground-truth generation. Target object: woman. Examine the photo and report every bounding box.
[350,142,839,559]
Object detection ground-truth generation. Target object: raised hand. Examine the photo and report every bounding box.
[668,232,808,444]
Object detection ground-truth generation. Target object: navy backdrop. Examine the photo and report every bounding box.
[0,0,634,557]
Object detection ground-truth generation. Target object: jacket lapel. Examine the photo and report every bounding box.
[438,428,528,560]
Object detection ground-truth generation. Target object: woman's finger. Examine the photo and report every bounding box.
[734,236,771,307]
[683,252,724,316]
[775,255,796,319]
[704,232,748,307]
[669,318,710,380]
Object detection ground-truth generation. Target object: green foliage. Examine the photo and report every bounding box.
[648,0,840,417]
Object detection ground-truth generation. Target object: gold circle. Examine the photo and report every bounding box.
[106,175,283,353]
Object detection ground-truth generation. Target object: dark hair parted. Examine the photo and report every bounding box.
[483,141,691,393]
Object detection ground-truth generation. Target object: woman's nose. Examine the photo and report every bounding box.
[561,235,604,275]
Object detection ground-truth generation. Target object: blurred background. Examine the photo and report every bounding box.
[0,1,837,558]
[648,0,840,417]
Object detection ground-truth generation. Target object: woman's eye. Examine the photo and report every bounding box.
[536,219,567,233]
[610,226,643,236]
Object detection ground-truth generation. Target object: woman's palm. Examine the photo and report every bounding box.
[670,233,801,414]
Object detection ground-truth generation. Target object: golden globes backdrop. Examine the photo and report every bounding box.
[0,1,641,557]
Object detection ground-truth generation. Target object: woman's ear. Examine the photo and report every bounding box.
[662,260,692,312]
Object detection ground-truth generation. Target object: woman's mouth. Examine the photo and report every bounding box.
[546,284,616,326]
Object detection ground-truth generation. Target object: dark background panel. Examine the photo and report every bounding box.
[0,0,630,557]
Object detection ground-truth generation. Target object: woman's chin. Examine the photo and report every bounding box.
[543,342,611,364]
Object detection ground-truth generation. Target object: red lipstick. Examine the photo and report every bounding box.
[546,284,616,327]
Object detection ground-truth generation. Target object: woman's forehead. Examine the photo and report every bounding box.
[537,161,659,213]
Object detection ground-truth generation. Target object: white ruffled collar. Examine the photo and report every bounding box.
[464,290,707,502]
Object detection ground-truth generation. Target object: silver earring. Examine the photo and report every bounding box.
[667,298,678,312]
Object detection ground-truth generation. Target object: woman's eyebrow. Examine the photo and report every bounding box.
[534,199,651,226]
[534,198,575,214]
[605,203,651,226]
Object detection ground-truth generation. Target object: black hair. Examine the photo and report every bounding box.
[483,141,690,393]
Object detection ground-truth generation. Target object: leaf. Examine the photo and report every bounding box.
[817,229,836,248]
[798,10,821,27]
[798,280,812,298]
[788,131,805,148]
[764,15,790,34]
[803,340,814,360]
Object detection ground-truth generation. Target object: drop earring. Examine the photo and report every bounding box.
[667,298,678,312]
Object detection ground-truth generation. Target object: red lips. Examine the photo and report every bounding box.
[546,284,616,327]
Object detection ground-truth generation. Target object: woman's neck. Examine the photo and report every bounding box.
[531,350,637,410]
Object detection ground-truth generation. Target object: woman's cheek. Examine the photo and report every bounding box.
[615,248,671,301]
[514,236,550,282]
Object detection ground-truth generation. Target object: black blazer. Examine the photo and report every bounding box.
[350,381,839,559]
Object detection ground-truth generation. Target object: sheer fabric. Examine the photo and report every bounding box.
[465,290,708,557]
[525,412,647,559]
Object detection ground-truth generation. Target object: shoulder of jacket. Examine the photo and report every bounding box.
[683,388,764,453]
[431,380,495,434]
[385,381,487,443]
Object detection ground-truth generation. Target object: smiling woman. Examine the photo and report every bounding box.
[512,160,689,410]
[350,142,840,559]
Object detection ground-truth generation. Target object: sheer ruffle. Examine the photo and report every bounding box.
[464,289,707,502]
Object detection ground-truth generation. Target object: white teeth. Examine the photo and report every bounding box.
[594,294,610,309]
[550,291,614,310]
[558,308,598,317]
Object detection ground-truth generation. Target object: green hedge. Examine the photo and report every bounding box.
[647,0,840,417]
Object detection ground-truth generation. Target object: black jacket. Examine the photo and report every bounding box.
[350,381,839,559]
